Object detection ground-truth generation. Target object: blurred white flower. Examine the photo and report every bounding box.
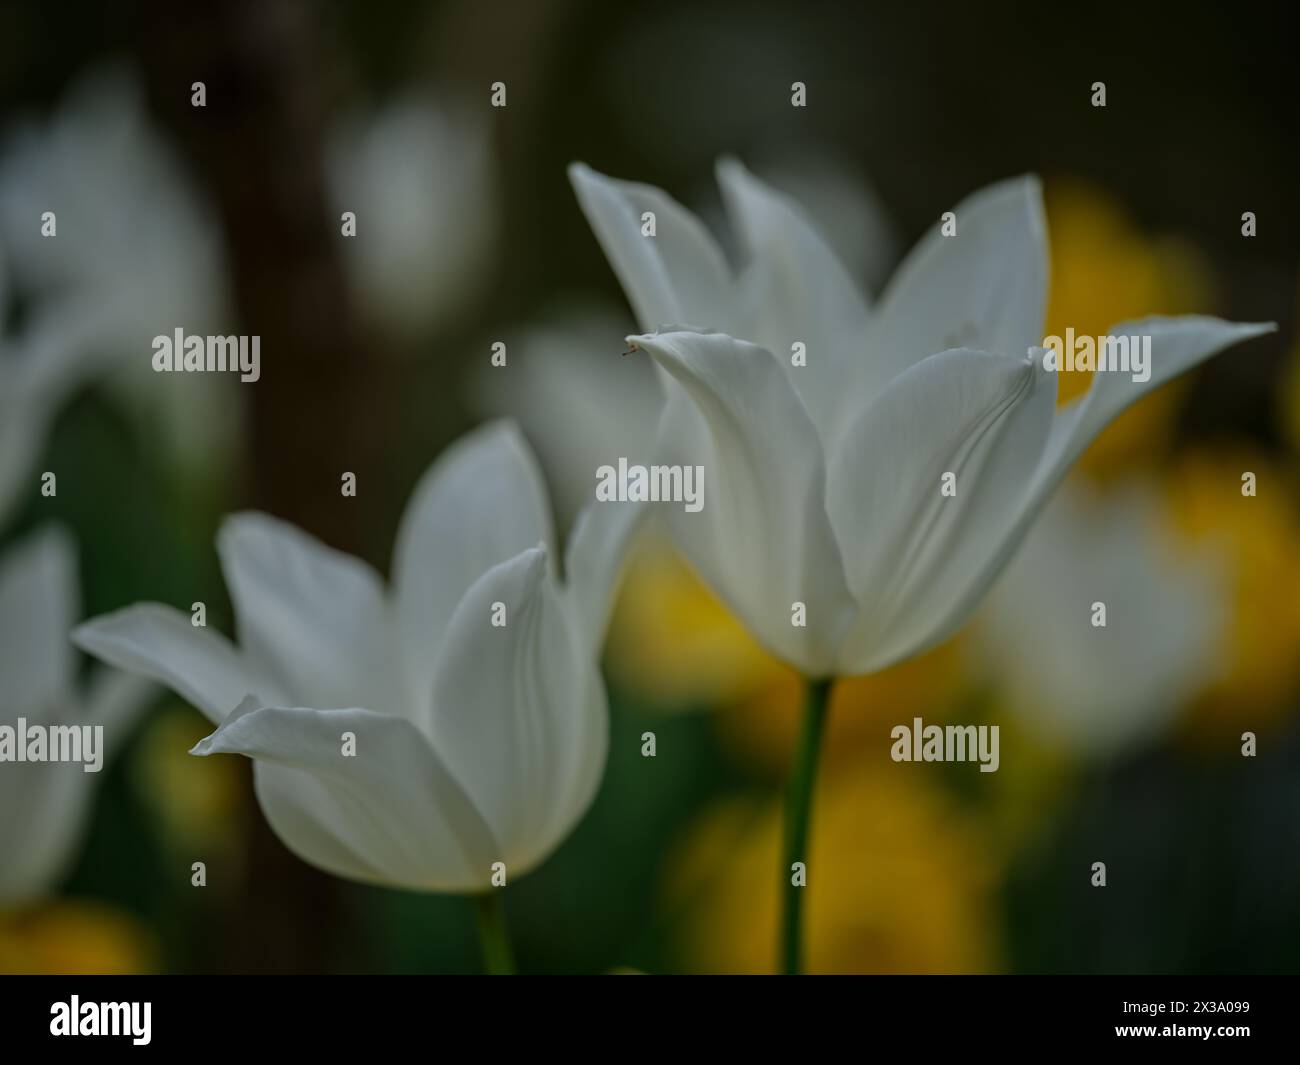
[0,62,235,477]
[0,528,152,905]
[73,422,641,893]
[327,92,498,340]
[0,266,107,527]
[975,481,1225,758]
[570,160,1271,678]
[0,64,225,343]
[472,308,658,521]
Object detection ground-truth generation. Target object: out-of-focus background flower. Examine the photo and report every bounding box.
[1,0,1297,973]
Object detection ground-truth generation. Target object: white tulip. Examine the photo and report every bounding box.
[975,480,1226,758]
[73,422,641,893]
[0,528,152,905]
[569,160,1272,678]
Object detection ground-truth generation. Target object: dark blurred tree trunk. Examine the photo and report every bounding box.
[135,0,382,973]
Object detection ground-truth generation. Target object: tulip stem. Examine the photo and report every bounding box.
[781,675,833,975]
[472,892,517,975]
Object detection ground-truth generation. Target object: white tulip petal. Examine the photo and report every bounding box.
[392,420,555,708]
[716,157,871,438]
[564,498,646,656]
[250,762,394,886]
[830,348,1053,673]
[218,512,399,714]
[568,163,734,333]
[940,321,1275,642]
[1037,317,1276,488]
[866,176,1047,400]
[72,603,275,724]
[841,317,1269,674]
[0,526,77,712]
[551,670,608,855]
[629,329,855,676]
[193,697,498,892]
[430,547,602,873]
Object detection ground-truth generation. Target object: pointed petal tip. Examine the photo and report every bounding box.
[1209,319,1277,343]
[518,541,549,571]
[187,729,235,758]
[68,617,115,659]
[623,330,685,364]
[215,509,274,549]
[567,161,607,192]
[1109,315,1278,341]
[625,324,716,347]
[483,542,549,600]
[460,415,529,456]
[1017,172,1046,221]
[68,602,155,651]
[189,694,266,757]
[967,173,1044,226]
[67,619,96,652]
[713,154,747,184]
[1000,172,1042,198]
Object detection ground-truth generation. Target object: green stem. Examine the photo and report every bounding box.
[471,892,517,975]
[781,675,834,975]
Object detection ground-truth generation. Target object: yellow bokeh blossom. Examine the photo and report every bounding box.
[1166,449,1300,737]
[717,640,968,778]
[667,767,999,973]
[0,901,157,974]
[1044,179,1214,476]
[604,537,785,710]
[606,537,972,777]
[131,704,246,881]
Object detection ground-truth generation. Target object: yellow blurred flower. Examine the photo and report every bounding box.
[0,900,157,974]
[605,537,783,709]
[1166,449,1300,737]
[717,640,968,778]
[131,703,246,878]
[606,536,972,779]
[1044,179,1214,476]
[667,767,999,973]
